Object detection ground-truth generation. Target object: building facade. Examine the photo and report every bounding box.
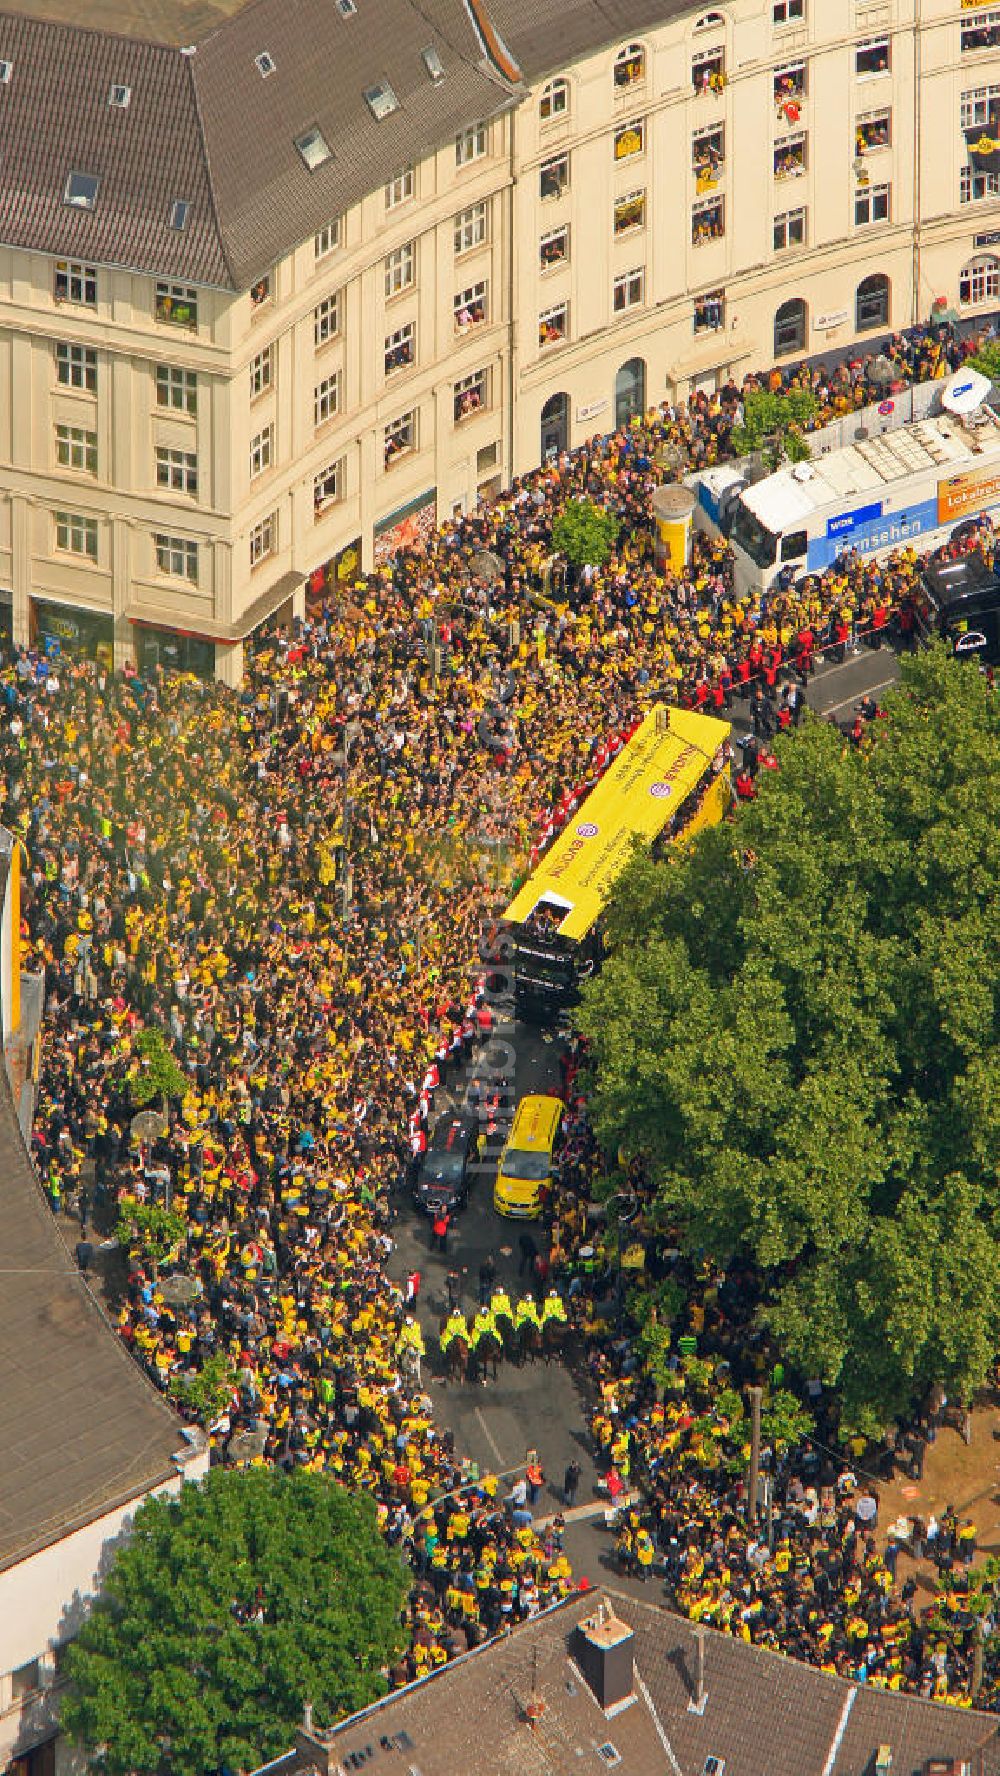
[0,0,999,679]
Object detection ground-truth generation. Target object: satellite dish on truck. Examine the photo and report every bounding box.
[942,368,993,416]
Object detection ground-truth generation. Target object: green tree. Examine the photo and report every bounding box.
[969,341,1000,385]
[732,387,818,467]
[552,498,620,569]
[116,1199,187,1270]
[62,1467,410,1776]
[131,1025,188,1108]
[578,650,1000,1432]
[168,1352,235,1423]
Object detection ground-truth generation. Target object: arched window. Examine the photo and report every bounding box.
[774,297,806,356]
[614,43,645,87]
[615,358,646,426]
[540,78,569,122]
[694,10,725,28]
[960,255,1000,307]
[856,273,890,332]
[540,391,569,461]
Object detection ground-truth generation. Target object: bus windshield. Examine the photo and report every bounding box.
[730,503,778,569]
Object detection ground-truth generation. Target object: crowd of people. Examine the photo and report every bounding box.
[6,316,1000,1697]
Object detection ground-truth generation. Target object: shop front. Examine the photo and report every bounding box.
[132,623,216,681]
[305,535,363,617]
[29,598,113,668]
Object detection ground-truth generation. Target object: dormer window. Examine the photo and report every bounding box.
[422,45,444,83]
[64,171,99,211]
[109,83,131,107]
[255,51,276,76]
[364,79,399,119]
[0,60,12,83]
[168,199,190,231]
[295,125,332,170]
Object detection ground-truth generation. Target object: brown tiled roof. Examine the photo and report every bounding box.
[0,1034,192,1572]
[0,0,520,290]
[270,1589,1000,1776]
[0,14,232,284]
[481,0,698,84]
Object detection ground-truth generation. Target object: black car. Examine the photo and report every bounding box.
[413,1113,478,1215]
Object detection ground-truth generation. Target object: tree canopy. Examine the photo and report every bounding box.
[577,651,1000,1434]
[62,1467,410,1776]
[552,498,620,569]
[731,387,817,466]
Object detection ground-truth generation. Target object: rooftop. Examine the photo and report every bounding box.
[268,1588,1000,1776]
[0,918,193,1570]
[2,0,254,47]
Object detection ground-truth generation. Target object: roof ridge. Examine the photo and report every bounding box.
[183,44,238,291]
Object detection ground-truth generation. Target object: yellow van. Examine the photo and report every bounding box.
[494,1094,563,1219]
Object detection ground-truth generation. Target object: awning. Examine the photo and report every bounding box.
[123,569,303,646]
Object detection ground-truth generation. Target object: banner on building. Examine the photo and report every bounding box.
[373,491,437,567]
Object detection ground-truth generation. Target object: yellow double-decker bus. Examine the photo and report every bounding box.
[503,705,731,1023]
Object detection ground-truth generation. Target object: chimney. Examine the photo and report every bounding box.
[688,1628,708,1715]
[294,1707,337,1776]
[574,1607,635,1714]
[304,1702,314,1733]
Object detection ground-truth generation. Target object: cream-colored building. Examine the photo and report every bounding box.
[0,0,999,680]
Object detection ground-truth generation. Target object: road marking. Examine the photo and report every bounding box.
[474,1406,505,1466]
[817,675,898,718]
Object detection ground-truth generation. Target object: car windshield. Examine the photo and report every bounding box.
[421,1153,463,1185]
[730,503,778,570]
[502,1148,551,1182]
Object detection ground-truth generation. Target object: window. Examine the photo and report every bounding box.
[336,0,357,15]
[855,180,890,224]
[250,347,272,399]
[364,79,400,119]
[54,260,96,305]
[540,153,569,199]
[856,272,890,330]
[692,45,725,92]
[0,59,12,82]
[692,196,724,243]
[963,84,1000,131]
[961,254,1000,304]
[11,1663,41,1701]
[694,287,725,332]
[695,9,725,24]
[315,218,341,259]
[64,170,99,210]
[539,225,569,269]
[168,199,190,232]
[774,205,806,248]
[614,119,644,160]
[456,122,488,165]
[614,43,645,87]
[540,78,569,120]
[386,166,415,208]
[155,364,196,413]
[314,456,344,514]
[856,37,889,77]
[422,44,445,83]
[250,274,271,311]
[961,163,1000,203]
[314,371,341,426]
[774,296,807,355]
[314,292,340,346]
[56,424,97,475]
[454,281,487,329]
[613,267,644,311]
[109,82,131,107]
[780,530,807,563]
[385,321,415,374]
[385,241,415,298]
[155,532,198,580]
[249,515,276,568]
[250,425,273,478]
[55,511,98,561]
[773,0,804,20]
[614,189,645,234]
[856,107,891,152]
[56,343,97,392]
[384,409,416,466]
[539,302,568,347]
[454,201,488,253]
[774,62,806,106]
[155,281,198,328]
[295,125,332,171]
[963,10,1000,53]
[155,446,198,493]
[692,124,724,180]
[454,367,488,422]
[255,50,276,75]
[774,132,806,178]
